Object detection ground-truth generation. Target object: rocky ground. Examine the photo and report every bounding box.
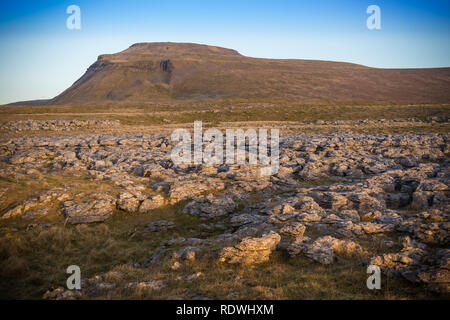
[0,119,448,299]
[0,120,121,132]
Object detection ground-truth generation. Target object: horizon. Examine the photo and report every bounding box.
[1,0,450,104]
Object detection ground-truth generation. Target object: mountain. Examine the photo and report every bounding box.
[16,42,450,105]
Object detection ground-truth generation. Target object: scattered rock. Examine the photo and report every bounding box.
[219,231,281,265]
[289,235,367,264]
[146,220,175,232]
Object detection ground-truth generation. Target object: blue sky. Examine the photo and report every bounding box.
[0,0,449,104]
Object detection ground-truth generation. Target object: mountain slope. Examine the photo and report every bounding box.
[43,42,450,104]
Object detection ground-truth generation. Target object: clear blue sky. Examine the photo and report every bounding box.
[0,0,449,104]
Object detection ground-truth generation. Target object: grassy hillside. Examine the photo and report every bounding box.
[16,42,449,106]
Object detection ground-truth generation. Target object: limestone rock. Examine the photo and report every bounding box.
[219,231,281,265]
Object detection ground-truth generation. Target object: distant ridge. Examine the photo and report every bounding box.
[9,42,450,105]
[7,99,51,106]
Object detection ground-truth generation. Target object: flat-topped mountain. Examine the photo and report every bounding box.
[17,42,450,105]
[123,42,241,56]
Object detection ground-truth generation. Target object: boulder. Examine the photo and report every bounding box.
[219,231,281,265]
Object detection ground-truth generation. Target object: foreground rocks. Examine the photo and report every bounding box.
[370,237,450,293]
[63,194,116,224]
[288,235,368,264]
[219,232,281,265]
[0,129,449,296]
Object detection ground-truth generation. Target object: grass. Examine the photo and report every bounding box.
[0,183,442,300]
[3,235,433,300]
[0,99,447,299]
[1,100,449,129]
[0,200,208,299]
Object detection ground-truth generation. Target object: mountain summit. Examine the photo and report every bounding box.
[40,42,450,105]
[123,42,241,56]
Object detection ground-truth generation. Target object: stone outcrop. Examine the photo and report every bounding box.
[219,232,281,265]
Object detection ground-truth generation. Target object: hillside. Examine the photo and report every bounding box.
[20,42,450,105]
